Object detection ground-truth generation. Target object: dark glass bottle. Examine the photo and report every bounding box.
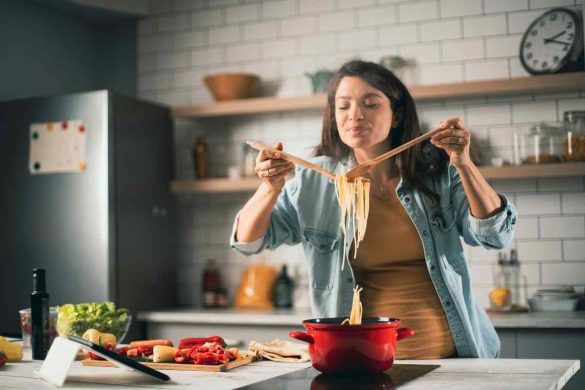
[202,259,220,308]
[31,269,50,360]
[273,264,294,309]
[193,136,209,179]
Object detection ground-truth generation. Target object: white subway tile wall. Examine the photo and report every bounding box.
[139,0,585,308]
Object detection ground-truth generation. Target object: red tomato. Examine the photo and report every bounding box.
[88,343,114,360]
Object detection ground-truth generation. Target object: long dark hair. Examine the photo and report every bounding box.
[314,59,448,205]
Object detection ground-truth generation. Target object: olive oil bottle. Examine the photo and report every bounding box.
[31,268,50,360]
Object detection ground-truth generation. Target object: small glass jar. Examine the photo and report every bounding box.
[562,111,585,162]
[521,122,563,164]
[242,143,257,177]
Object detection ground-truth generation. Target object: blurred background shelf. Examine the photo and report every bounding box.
[171,162,585,193]
[172,72,585,119]
[171,177,261,193]
[479,162,585,179]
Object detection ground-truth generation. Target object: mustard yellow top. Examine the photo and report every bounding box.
[351,195,457,359]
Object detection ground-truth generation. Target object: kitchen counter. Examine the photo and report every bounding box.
[0,352,579,389]
[137,308,585,329]
[137,308,585,389]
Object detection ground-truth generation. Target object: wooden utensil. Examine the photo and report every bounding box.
[246,141,336,180]
[345,126,444,181]
[82,355,256,372]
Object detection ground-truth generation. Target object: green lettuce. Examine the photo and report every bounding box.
[56,302,130,339]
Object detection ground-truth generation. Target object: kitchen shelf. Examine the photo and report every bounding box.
[171,177,261,193]
[479,162,585,179]
[171,162,585,193]
[172,72,585,118]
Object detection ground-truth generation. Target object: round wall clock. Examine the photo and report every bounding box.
[520,7,584,74]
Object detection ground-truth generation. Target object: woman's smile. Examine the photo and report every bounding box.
[346,125,370,135]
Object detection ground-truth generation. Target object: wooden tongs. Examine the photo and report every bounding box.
[246,126,443,181]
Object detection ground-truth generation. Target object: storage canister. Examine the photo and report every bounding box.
[563,110,585,162]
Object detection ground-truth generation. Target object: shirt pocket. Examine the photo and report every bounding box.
[431,205,463,273]
[302,227,339,291]
[431,204,456,232]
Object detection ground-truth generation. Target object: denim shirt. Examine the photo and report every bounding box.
[230,155,517,358]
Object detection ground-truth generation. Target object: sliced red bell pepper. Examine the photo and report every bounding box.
[178,336,226,349]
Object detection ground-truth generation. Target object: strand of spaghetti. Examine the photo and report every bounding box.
[352,286,363,325]
[342,285,363,325]
[354,179,364,258]
[335,175,348,270]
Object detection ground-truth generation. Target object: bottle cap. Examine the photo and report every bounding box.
[33,268,47,291]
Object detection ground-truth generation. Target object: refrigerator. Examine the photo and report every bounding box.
[0,90,177,338]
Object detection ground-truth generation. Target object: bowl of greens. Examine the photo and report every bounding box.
[56,302,131,343]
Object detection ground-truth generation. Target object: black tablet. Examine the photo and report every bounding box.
[68,336,170,382]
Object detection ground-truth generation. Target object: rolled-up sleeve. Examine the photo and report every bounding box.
[468,194,516,238]
[229,174,301,256]
[450,165,517,249]
[229,212,264,255]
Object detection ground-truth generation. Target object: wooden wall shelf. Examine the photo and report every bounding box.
[478,162,585,179]
[171,177,261,193]
[171,162,585,193]
[172,72,585,118]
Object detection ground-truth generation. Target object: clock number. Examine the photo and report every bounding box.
[553,56,560,63]
[526,52,533,59]
[533,59,538,66]
[550,13,557,22]
[539,20,545,27]
[531,29,538,36]
[542,61,548,69]
[563,46,568,52]
[525,42,532,49]
[568,33,574,40]
[567,22,573,28]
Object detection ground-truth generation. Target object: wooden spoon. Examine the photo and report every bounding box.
[246,141,336,180]
[345,126,444,181]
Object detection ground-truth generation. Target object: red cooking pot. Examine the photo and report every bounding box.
[289,317,414,374]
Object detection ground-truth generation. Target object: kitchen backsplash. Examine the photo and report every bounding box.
[137,0,585,309]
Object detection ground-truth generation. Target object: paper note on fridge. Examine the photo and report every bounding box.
[29,120,87,174]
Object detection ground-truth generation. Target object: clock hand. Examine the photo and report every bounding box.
[544,30,566,43]
[546,39,570,47]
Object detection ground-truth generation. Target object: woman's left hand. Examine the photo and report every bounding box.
[430,117,472,167]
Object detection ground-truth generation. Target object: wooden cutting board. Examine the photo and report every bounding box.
[81,355,256,372]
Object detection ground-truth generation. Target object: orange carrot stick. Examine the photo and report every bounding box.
[129,339,173,348]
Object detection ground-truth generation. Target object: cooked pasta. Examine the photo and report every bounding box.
[334,174,371,270]
[341,285,363,325]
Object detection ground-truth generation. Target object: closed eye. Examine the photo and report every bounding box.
[337,104,378,110]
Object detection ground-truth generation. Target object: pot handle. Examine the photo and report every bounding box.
[289,331,315,344]
[397,327,415,341]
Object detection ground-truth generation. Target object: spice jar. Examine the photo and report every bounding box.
[563,111,585,162]
[521,122,563,164]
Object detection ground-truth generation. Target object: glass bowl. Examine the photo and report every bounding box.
[56,312,132,344]
[19,307,58,347]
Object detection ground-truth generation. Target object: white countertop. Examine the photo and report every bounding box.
[0,353,579,389]
[137,308,585,329]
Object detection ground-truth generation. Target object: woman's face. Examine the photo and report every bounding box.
[334,76,396,152]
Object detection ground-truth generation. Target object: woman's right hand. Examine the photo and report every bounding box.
[255,142,295,193]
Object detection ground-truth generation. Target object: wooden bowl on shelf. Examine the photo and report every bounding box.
[203,73,261,101]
